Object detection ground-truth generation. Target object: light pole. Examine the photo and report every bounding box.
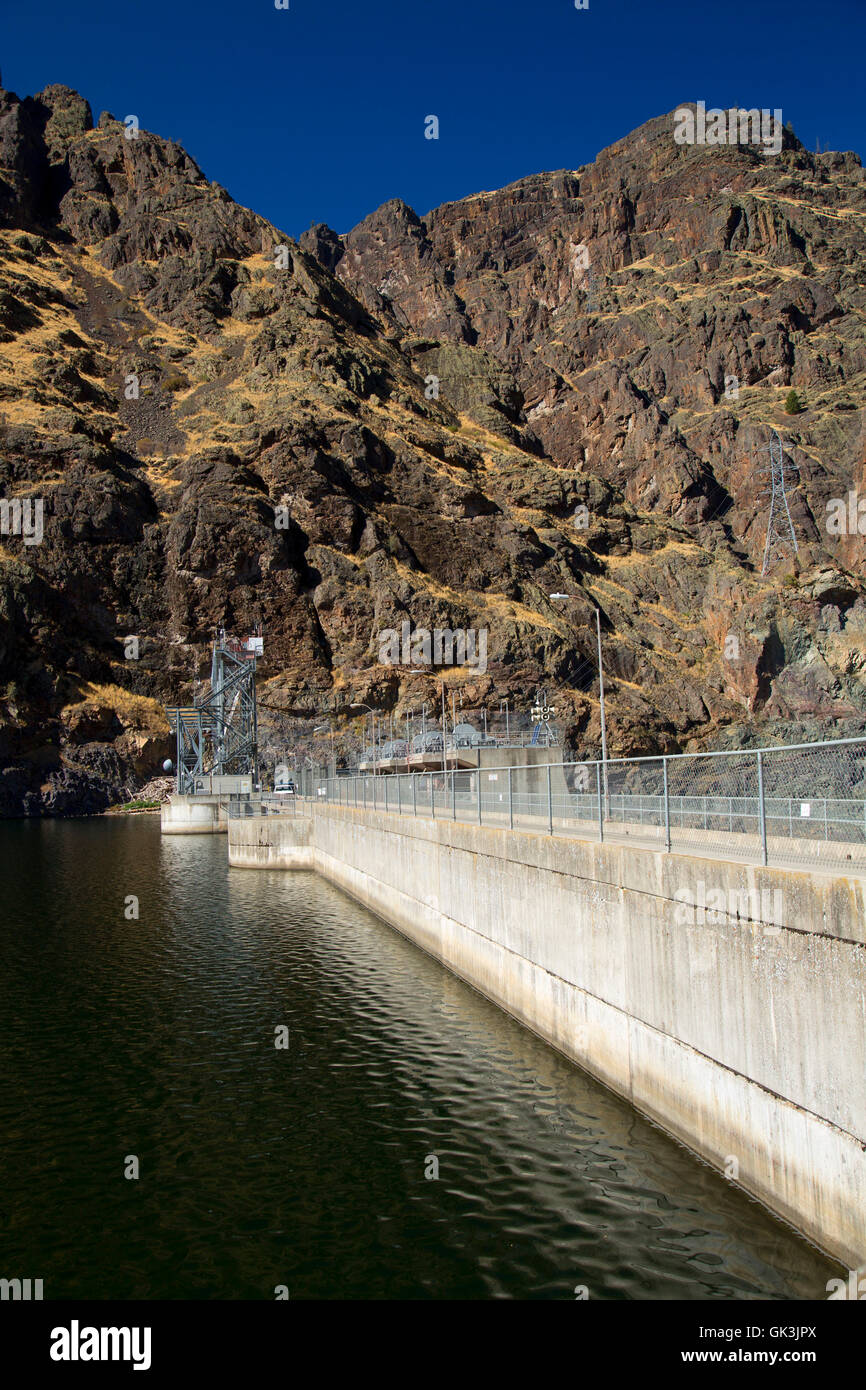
[595,607,609,810]
[347,703,378,777]
[441,683,447,776]
[550,593,609,813]
[499,698,510,745]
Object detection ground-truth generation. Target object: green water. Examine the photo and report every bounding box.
[0,818,838,1299]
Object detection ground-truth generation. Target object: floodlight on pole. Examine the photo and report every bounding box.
[347,702,378,776]
[549,592,609,815]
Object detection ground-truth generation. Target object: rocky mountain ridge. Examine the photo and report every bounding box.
[0,84,864,814]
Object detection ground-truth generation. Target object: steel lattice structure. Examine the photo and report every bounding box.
[166,629,261,794]
[760,429,799,577]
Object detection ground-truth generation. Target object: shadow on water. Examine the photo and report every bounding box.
[0,818,841,1299]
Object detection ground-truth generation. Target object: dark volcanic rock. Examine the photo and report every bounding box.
[0,88,865,814]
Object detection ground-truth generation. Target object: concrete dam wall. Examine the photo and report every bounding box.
[228,802,866,1268]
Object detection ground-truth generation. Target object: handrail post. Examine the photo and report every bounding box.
[452,769,456,820]
[757,751,768,866]
[596,762,604,843]
[397,776,401,815]
[413,773,417,817]
[384,777,389,813]
[431,772,435,819]
[508,765,513,830]
[477,767,482,824]
[663,756,671,853]
[547,764,553,835]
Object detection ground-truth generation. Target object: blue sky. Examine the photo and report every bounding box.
[3,0,864,238]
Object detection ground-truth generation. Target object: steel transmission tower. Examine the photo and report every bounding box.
[166,628,262,794]
[760,429,799,577]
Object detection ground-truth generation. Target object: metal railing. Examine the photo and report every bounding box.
[227,792,310,820]
[303,737,866,875]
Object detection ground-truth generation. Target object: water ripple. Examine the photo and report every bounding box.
[0,818,839,1300]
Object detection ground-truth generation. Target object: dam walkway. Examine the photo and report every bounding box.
[226,784,866,1271]
[243,735,866,879]
[212,734,866,1269]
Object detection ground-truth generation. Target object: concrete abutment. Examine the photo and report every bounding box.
[228,802,866,1269]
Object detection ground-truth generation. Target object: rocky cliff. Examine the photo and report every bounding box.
[1,85,865,814]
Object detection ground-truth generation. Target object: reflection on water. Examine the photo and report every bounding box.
[0,818,838,1299]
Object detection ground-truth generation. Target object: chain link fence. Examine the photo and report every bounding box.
[233,738,866,875]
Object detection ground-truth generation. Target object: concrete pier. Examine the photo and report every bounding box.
[228,801,866,1268]
[161,794,228,834]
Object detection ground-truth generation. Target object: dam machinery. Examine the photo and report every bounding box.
[165,628,263,796]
